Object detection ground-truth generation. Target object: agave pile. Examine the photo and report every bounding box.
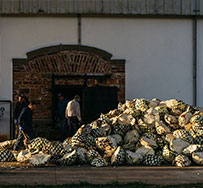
[1,98,203,167]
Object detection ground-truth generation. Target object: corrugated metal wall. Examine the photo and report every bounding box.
[0,0,202,16]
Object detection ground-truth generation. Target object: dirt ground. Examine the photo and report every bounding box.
[0,163,203,186]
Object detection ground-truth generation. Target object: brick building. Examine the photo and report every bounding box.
[0,0,203,139]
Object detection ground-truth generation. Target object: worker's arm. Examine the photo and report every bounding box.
[65,103,69,119]
[18,109,26,129]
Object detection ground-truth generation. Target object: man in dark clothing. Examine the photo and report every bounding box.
[13,101,36,151]
[14,95,29,121]
[56,93,68,140]
[14,95,29,138]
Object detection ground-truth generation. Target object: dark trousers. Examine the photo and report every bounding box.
[59,118,68,140]
[13,128,35,151]
[67,116,79,137]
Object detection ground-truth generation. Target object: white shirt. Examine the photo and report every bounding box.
[65,99,81,121]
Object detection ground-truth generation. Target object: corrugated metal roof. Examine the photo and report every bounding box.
[0,0,202,16]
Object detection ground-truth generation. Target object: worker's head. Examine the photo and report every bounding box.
[74,95,81,102]
[28,101,37,110]
[58,93,64,102]
[21,95,28,104]
[17,94,23,103]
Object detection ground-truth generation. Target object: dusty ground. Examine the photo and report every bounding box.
[0,164,203,186]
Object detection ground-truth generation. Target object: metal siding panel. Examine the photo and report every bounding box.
[164,0,173,15]
[148,0,155,14]
[10,0,20,14]
[112,0,123,14]
[155,0,164,14]
[95,0,102,13]
[49,0,57,13]
[102,0,112,14]
[86,0,96,14]
[173,0,181,15]
[191,0,200,16]
[1,0,11,14]
[122,0,131,14]
[131,0,138,14]
[66,0,76,14]
[200,0,203,15]
[38,0,49,13]
[182,0,191,15]
[76,0,87,14]
[137,0,146,15]
[0,0,200,16]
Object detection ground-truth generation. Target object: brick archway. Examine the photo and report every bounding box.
[13,45,125,120]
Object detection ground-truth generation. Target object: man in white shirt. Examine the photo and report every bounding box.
[65,95,81,137]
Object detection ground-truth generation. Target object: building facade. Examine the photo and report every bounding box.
[0,0,203,139]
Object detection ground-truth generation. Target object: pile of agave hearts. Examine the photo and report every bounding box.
[0,98,203,167]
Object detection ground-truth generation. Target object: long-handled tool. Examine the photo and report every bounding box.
[21,129,30,148]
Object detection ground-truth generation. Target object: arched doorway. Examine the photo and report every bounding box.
[13,45,125,139]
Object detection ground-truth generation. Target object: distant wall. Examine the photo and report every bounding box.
[82,18,193,104]
[0,17,195,105]
[0,17,78,100]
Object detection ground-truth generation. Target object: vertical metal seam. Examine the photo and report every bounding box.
[78,14,81,45]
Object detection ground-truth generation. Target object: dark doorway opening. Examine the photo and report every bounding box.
[53,86,118,124]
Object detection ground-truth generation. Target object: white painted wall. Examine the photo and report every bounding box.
[197,20,203,107]
[0,17,194,105]
[0,17,78,100]
[82,18,193,105]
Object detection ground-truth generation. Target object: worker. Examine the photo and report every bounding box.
[65,95,81,137]
[55,93,68,140]
[13,101,36,151]
[14,94,29,138]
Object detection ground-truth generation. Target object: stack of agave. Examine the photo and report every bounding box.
[1,98,203,167]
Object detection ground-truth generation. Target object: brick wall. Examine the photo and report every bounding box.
[13,45,125,121]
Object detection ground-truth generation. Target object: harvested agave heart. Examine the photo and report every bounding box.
[91,158,107,167]
[192,152,203,165]
[111,146,125,166]
[162,145,176,162]
[173,154,191,167]
[0,148,15,162]
[178,111,192,128]
[173,129,193,144]
[143,154,163,166]
[28,137,49,151]
[0,139,16,150]
[135,99,149,112]
[125,150,142,165]
[58,150,77,166]
[29,152,51,166]
[86,149,101,162]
